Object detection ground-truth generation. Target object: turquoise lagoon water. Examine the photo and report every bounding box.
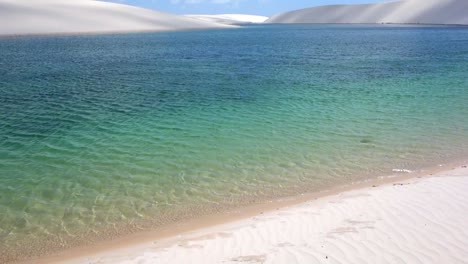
[1,25,468,260]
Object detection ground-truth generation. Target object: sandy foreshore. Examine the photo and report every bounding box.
[24,163,468,264]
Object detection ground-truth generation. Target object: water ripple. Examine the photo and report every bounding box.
[1,25,468,262]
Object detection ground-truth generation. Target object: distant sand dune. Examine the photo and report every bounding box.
[267,0,468,25]
[0,0,231,36]
[186,14,268,25]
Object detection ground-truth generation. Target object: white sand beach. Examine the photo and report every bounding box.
[186,14,268,25]
[35,164,468,264]
[0,0,231,36]
[267,0,468,25]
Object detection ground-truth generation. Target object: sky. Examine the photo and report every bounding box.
[113,0,387,16]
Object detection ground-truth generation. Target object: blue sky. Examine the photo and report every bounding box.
[114,0,386,16]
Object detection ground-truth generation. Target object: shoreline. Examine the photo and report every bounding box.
[1,23,467,39]
[0,26,236,39]
[17,158,468,264]
[267,22,468,26]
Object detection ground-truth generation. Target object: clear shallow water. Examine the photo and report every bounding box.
[1,25,468,260]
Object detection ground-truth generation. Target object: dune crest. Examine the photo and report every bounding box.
[267,0,468,25]
[0,0,231,36]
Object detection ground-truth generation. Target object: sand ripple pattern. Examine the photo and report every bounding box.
[100,170,468,264]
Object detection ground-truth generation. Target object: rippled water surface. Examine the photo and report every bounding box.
[1,25,468,260]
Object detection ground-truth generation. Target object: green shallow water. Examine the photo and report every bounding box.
[1,24,468,260]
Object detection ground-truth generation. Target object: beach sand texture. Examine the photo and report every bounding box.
[60,166,468,264]
[267,0,468,25]
[0,0,231,36]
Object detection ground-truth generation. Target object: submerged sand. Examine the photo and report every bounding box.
[34,165,468,264]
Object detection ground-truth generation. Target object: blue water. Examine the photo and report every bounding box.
[1,24,468,261]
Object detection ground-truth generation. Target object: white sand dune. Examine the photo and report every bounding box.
[267,0,468,25]
[61,165,468,264]
[186,14,268,25]
[0,0,231,36]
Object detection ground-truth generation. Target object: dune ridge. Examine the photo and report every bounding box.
[267,0,468,25]
[60,166,468,264]
[0,0,231,36]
